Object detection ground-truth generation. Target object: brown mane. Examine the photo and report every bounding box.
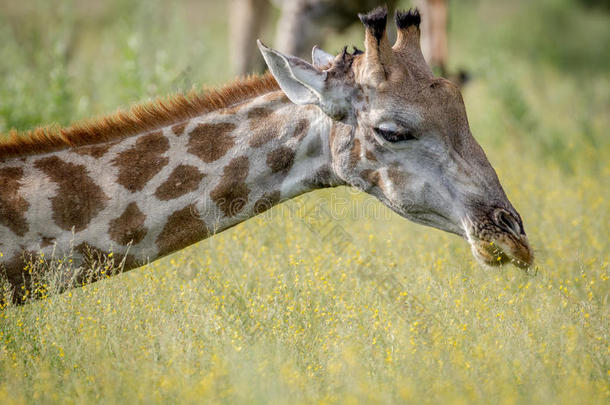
[0,72,280,158]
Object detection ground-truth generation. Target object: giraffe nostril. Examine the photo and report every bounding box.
[492,208,522,236]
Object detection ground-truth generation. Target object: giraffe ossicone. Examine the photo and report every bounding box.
[0,7,532,304]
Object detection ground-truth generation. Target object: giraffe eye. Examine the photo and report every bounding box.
[373,127,416,143]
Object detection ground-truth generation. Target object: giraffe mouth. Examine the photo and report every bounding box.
[463,222,534,270]
[470,239,530,268]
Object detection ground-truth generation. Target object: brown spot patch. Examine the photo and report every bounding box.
[113,131,170,192]
[365,149,378,162]
[248,107,273,122]
[1,250,38,304]
[35,156,108,232]
[210,156,250,217]
[1,251,28,283]
[292,119,310,140]
[267,147,295,174]
[154,165,205,201]
[360,169,381,188]
[109,202,148,246]
[387,167,410,187]
[249,131,276,148]
[248,108,277,147]
[40,236,56,248]
[74,242,138,281]
[349,139,361,168]
[73,142,117,159]
[304,165,333,189]
[187,123,236,163]
[171,122,187,136]
[253,191,281,215]
[0,167,30,237]
[156,204,209,256]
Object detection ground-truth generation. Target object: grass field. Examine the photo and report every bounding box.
[0,0,609,403]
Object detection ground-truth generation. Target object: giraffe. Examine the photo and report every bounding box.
[0,7,532,304]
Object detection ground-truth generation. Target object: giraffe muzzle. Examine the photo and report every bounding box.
[464,208,534,270]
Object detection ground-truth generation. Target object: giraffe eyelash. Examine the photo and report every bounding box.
[373,127,417,143]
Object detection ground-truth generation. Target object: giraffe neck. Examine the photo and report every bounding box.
[0,89,344,294]
[166,91,342,246]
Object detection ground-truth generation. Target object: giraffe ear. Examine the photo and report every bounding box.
[312,45,334,68]
[258,40,351,121]
[258,40,325,106]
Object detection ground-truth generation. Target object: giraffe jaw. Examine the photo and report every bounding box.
[403,210,534,269]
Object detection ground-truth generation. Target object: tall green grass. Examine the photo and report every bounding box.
[1,0,608,403]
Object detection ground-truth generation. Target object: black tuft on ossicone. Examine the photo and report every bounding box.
[352,46,363,55]
[358,6,388,41]
[333,46,358,72]
[395,8,421,30]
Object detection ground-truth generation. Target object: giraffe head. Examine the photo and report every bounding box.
[258,7,533,269]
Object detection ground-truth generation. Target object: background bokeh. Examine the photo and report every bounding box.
[0,0,608,403]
